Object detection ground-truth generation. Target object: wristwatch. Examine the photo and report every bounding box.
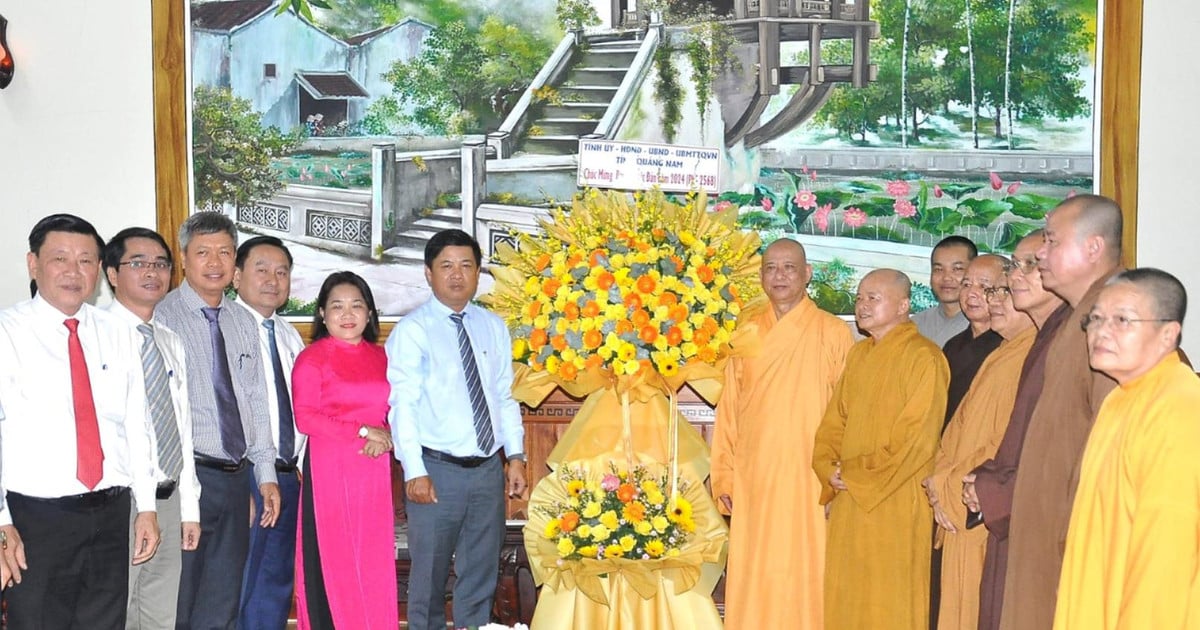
[507,453,527,463]
[358,425,369,439]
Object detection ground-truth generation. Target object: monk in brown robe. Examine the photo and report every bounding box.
[814,269,949,630]
[712,238,853,630]
[926,266,1036,630]
[998,195,1124,630]
[964,230,1066,630]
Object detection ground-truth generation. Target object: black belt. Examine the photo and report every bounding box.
[9,487,127,509]
[275,459,299,474]
[156,480,177,500]
[194,455,250,473]
[421,447,495,468]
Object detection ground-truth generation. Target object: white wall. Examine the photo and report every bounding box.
[1137,2,1200,361]
[0,0,156,305]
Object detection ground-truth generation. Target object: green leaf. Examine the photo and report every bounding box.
[995,221,1042,252]
[856,225,910,244]
[784,196,815,232]
[955,198,1012,227]
[308,0,332,8]
[298,0,315,22]
[938,183,984,199]
[836,180,884,194]
[752,184,775,205]
[1005,194,1059,221]
[814,190,853,209]
[717,192,754,205]
[736,210,790,231]
[937,212,967,233]
[855,197,898,218]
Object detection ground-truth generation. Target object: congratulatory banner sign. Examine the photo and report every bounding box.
[577,139,721,194]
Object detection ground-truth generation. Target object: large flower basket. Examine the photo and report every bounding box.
[485,189,764,629]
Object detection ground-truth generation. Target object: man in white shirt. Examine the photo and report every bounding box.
[0,214,160,629]
[101,227,203,630]
[912,236,977,348]
[232,235,306,630]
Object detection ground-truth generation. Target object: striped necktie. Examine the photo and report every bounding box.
[138,323,184,480]
[449,312,495,453]
[201,306,247,459]
[262,319,295,464]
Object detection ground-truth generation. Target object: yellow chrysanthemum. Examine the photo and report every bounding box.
[646,491,666,506]
[590,524,611,542]
[619,535,637,552]
[582,501,602,518]
[512,338,528,360]
[645,539,666,558]
[556,537,576,557]
[578,544,599,559]
[599,510,619,531]
[634,521,654,536]
[604,545,625,559]
[616,343,637,362]
[544,519,561,538]
[566,479,585,498]
[651,515,670,533]
[576,524,592,539]
[668,497,693,522]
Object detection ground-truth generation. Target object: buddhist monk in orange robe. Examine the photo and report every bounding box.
[925,267,1035,630]
[712,239,853,630]
[814,269,949,630]
[1054,269,1200,630]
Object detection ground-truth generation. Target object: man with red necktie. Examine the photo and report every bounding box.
[0,214,160,629]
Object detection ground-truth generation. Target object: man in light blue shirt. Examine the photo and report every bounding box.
[386,229,527,630]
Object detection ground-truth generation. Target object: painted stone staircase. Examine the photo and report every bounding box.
[381,205,462,264]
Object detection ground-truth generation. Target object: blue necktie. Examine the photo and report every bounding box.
[263,319,295,464]
[449,312,495,453]
[202,306,246,460]
[138,323,184,480]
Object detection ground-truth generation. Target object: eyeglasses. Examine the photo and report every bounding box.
[1007,257,1039,275]
[1080,313,1172,333]
[118,260,172,271]
[983,286,1012,302]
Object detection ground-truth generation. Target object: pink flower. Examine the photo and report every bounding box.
[933,184,943,198]
[601,474,620,491]
[761,197,774,212]
[1006,181,1022,195]
[794,189,817,210]
[809,170,818,182]
[885,180,912,197]
[989,172,1003,191]
[893,198,917,218]
[713,200,734,212]
[843,207,867,229]
[1066,190,1077,198]
[813,203,833,232]
[802,165,809,174]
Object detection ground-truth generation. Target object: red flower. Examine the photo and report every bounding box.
[989,172,1003,191]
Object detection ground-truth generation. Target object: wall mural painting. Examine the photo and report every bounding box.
[189,0,1098,317]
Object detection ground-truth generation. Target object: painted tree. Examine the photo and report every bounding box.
[192,86,298,211]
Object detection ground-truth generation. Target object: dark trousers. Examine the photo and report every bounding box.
[3,487,132,630]
[404,455,504,630]
[239,469,300,630]
[176,465,252,630]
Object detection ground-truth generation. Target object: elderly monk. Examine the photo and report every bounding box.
[963,230,1066,630]
[941,254,1007,425]
[997,194,1124,630]
[925,265,1036,630]
[813,269,949,630]
[1053,268,1199,629]
[711,238,853,630]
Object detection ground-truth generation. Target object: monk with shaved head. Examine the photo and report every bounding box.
[813,268,950,630]
[712,238,853,629]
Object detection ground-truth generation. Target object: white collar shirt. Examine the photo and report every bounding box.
[233,297,307,461]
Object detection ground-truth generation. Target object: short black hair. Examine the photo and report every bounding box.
[101,227,173,290]
[932,235,978,259]
[424,229,481,268]
[236,235,294,269]
[310,271,381,344]
[28,213,106,297]
[1108,267,1188,324]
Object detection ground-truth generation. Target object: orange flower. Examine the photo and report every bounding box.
[623,292,643,310]
[563,302,580,321]
[543,278,562,298]
[668,304,689,324]
[551,335,568,351]
[567,252,583,267]
[560,511,580,533]
[656,292,678,307]
[615,320,635,335]
[701,316,719,335]
[534,253,551,272]
[583,329,603,350]
[584,354,604,369]
[636,275,657,294]
[696,265,715,284]
[622,501,646,523]
[639,326,658,344]
[697,346,717,363]
[596,272,616,290]
[616,483,639,503]
[581,300,601,318]
[559,362,579,381]
[589,249,606,267]
[631,309,651,328]
[529,328,549,350]
[693,329,711,347]
[525,301,542,319]
[670,255,684,273]
[651,227,666,240]
[665,326,683,346]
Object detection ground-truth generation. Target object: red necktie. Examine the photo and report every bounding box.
[65,318,104,489]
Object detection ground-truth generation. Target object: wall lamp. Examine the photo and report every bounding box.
[0,14,13,89]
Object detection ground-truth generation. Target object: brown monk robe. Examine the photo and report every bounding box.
[965,231,1065,630]
[712,239,853,630]
[814,270,949,630]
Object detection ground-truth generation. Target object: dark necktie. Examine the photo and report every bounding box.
[449,312,495,453]
[262,319,295,464]
[137,323,184,480]
[201,307,246,460]
[65,318,104,489]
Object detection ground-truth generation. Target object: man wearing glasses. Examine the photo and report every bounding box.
[101,227,202,630]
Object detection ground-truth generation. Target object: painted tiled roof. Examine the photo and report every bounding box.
[191,1,274,31]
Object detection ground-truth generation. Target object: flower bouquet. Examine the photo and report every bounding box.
[487,188,762,628]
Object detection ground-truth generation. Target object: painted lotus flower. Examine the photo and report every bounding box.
[813,203,833,232]
[843,207,868,228]
[794,189,817,210]
[893,198,917,218]
[1006,181,1022,195]
[989,171,1003,191]
[885,180,912,197]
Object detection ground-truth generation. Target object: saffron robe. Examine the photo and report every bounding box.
[970,303,1072,630]
[1053,354,1200,630]
[931,326,1035,630]
[711,298,853,630]
[1000,273,1119,630]
[813,322,950,630]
